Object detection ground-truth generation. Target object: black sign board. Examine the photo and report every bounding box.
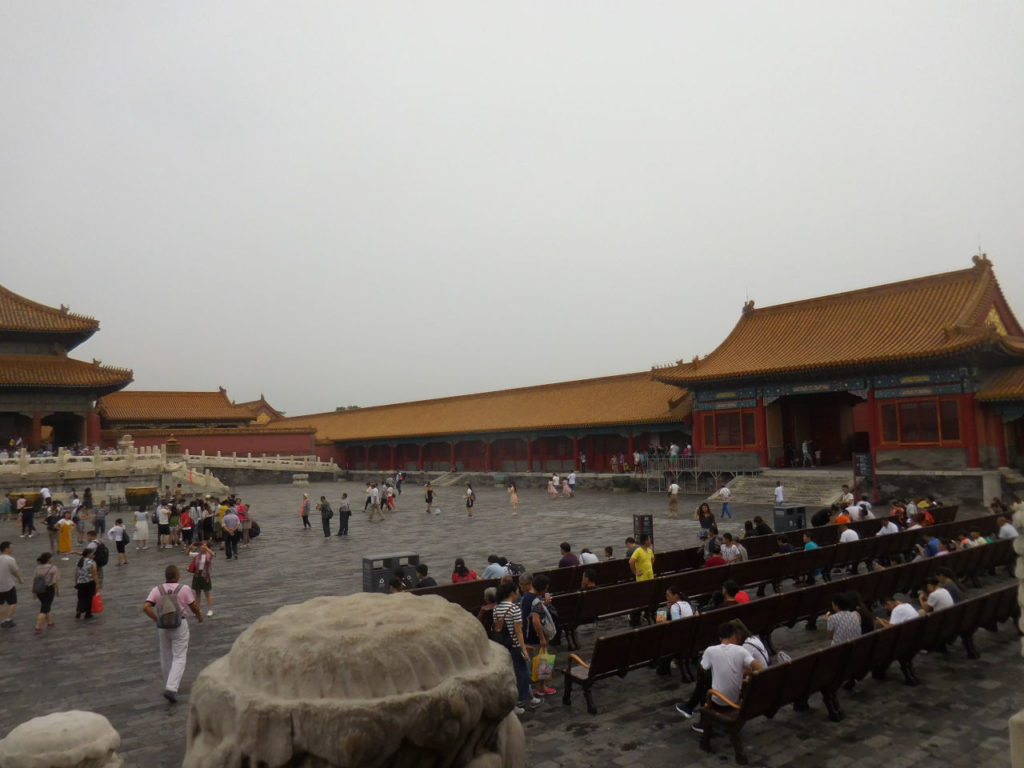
[633,514,654,543]
[853,452,873,479]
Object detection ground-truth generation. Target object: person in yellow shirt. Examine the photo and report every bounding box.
[628,534,655,625]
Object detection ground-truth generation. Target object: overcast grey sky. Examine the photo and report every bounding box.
[2,2,1022,416]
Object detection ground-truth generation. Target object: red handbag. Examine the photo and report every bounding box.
[91,593,104,614]
[187,555,199,574]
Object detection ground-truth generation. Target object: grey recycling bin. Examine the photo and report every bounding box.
[773,504,806,533]
[362,551,420,593]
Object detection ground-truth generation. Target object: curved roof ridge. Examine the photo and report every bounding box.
[0,284,99,333]
[745,264,980,317]
[287,370,656,420]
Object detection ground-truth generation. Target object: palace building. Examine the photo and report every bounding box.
[0,285,133,448]
[269,372,692,473]
[652,255,1024,472]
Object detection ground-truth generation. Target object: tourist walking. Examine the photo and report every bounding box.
[108,518,129,566]
[318,496,333,537]
[0,541,24,628]
[18,496,35,538]
[299,493,312,530]
[424,483,435,514]
[188,541,215,617]
[667,481,681,518]
[718,484,733,519]
[222,506,241,560]
[465,483,476,517]
[335,494,351,536]
[32,552,58,634]
[74,548,98,620]
[142,564,203,703]
[508,483,519,515]
[133,508,150,550]
[367,484,386,521]
[56,510,75,561]
[43,506,61,553]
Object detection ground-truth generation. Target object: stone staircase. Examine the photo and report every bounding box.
[710,469,852,507]
[433,471,469,487]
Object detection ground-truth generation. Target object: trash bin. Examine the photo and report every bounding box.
[633,514,653,543]
[772,504,806,533]
[362,552,421,593]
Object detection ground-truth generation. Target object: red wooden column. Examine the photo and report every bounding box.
[962,393,980,468]
[526,438,533,472]
[572,435,580,469]
[417,444,424,472]
[693,411,704,453]
[997,418,1009,467]
[755,398,769,467]
[866,390,881,502]
[449,442,457,471]
[364,445,370,470]
[389,444,396,470]
[485,440,493,472]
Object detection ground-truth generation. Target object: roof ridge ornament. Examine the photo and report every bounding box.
[742,299,755,315]
[972,252,991,268]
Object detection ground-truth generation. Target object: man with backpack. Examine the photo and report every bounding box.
[142,564,203,703]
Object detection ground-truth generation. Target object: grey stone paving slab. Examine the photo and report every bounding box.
[0,479,1018,767]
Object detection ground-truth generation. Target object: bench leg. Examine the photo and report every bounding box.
[899,659,919,686]
[699,718,714,753]
[680,656,695,683]
[823,690,843,722]
[582,684,597,715]
[562,674,572,706]
[728,722,749,765]
[961,631,980,660]
[793,696,810,712]
[871,662,889,681]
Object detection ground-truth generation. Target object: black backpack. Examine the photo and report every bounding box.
[93,542,109,568]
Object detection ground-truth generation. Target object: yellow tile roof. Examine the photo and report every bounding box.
[0,354,132,392]
[268,372,691,443]
[653,256,1024,385]
[0,285,99,334]
[976,366,1024,402]
[98,389,254,423]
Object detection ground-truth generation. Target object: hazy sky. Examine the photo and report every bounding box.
[2,3,1022,416]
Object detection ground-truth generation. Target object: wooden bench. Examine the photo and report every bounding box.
[700,583,1018,763]
[558,539,1015,714]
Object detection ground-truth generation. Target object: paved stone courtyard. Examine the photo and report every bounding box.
[0,479,1020,767]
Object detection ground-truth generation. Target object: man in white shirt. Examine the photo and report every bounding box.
[39,486,51,506]
[0,541,24,628]
[839,485,854,505]
[720,533,743,563]
[774,482,785,506]
[877,519,899,536]
[578,548,600,565]
[691,623,763,734]
[997,516,1019,539]
[157,502,172,549]
[567,471,577,496]
[719,485,732,519]
[918,578,954,614]
[877,595,918,627]
[838,524,859,544]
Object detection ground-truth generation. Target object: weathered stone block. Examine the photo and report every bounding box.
[184,593,524,768]
[0,710,123,768]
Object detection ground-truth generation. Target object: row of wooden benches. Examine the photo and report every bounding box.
[550,512,999,648]
[559,536,1015,714]
[698,583,1020,764]
[408,504,962,612]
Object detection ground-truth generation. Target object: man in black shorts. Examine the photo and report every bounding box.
[0,541,24,628]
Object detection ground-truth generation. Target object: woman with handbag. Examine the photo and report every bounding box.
[74,548,98,620]
[188,541,215,617]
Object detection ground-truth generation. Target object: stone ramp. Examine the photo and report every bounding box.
[711,468,852,506]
